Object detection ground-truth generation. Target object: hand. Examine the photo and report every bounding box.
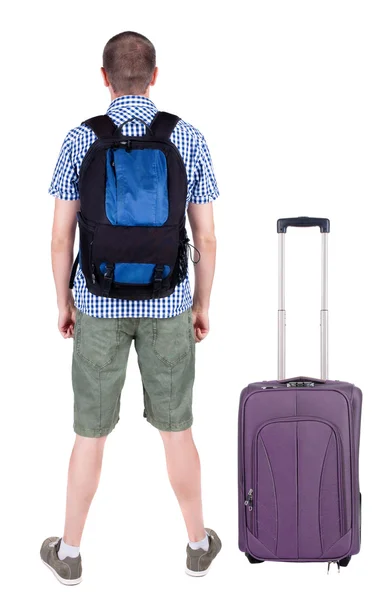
[58,302,77,339]
[191,308,209,343]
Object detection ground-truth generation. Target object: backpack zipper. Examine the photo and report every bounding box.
[79,137,187,191]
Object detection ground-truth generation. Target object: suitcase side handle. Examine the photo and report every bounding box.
[277,216,330,234]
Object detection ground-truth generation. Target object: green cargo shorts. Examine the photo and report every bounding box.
[72,308,195,437]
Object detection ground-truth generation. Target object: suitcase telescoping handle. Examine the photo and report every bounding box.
[277,216,330,381]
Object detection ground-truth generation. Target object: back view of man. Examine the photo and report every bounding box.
[41,31,221,585]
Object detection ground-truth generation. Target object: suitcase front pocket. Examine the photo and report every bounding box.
[250,417,345,560]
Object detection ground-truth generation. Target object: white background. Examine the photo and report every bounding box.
[0,0,387,598]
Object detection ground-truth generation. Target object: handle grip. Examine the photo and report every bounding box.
[277,216,330,234]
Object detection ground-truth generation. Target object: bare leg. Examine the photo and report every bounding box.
[63,434,107,546]
[160,428,206,542]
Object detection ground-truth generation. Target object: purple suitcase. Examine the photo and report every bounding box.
[238,217,362,570]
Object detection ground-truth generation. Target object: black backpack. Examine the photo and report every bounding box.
[69,111,190,300]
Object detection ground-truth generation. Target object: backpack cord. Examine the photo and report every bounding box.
[187,242,201,265]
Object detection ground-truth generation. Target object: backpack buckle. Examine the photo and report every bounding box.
[102,263,115,297]
[152,264,165,297]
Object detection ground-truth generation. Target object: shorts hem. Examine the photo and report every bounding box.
[146,416,193,432]
[73,418,119,438]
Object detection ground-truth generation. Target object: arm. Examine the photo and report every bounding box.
[187,202,217,342]
[51,198,80,338]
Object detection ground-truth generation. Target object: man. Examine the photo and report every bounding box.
[40,31,221,585]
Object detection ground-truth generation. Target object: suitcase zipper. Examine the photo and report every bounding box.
[244,489,254,531]
[244,489,253,511]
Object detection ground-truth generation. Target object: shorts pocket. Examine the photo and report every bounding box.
[75,310,119,369]
[152,310,192,367]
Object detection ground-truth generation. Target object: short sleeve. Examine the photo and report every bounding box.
[189,133,219,204]
[48,131,79,200]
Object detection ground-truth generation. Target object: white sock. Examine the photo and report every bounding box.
[58,539,80,560]
[189,533,209,552]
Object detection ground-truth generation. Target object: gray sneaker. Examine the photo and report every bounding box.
[185,528,222,577]
[40,537,82,585]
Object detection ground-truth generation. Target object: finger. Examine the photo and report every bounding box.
[195,328,208,342]
[65,326,73,339]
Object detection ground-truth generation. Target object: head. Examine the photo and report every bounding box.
[101,31,158,99]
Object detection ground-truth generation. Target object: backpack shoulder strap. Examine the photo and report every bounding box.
[150,111,180,139]
[81,115,116,138]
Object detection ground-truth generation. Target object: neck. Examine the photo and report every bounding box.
[110,89,150,101]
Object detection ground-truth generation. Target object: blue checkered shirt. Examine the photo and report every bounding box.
[49,95,219,318]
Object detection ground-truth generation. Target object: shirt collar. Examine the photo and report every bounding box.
[107,95,157,112]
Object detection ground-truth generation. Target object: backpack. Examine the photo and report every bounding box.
[69,111,191,300]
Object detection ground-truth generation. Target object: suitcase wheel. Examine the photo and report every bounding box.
[245,552,265,564]
[338,556,351,568]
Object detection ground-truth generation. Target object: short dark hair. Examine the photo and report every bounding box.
[102,31,156,95]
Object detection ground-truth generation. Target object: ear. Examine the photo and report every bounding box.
[101,67,110,88]
[149,66,159,87]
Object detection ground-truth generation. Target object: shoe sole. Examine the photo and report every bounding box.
[41,559,82,586]
[185,566,211,577]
